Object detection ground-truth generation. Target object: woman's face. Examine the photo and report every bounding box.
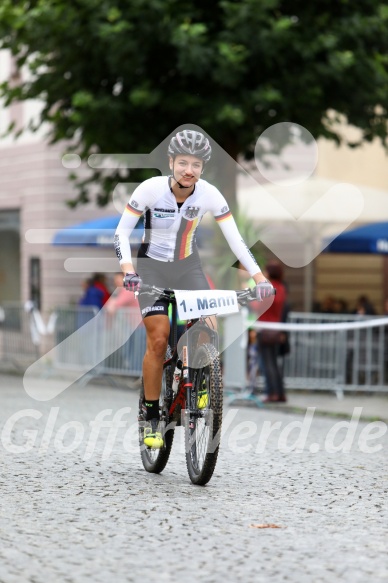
[169,155,203,187]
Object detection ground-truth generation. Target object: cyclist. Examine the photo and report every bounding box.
[114,129,274,448]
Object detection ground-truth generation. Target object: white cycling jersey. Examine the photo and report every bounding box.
[114,176,261,276]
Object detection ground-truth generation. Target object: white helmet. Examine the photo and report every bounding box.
[168,130,212,163]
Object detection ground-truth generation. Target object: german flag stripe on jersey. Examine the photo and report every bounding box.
[175,218,199,260]
[125,203,142,217]
[215,210,232,223]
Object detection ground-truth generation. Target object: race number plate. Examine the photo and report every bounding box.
[175,289,239,320]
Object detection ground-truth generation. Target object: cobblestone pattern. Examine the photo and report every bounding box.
[0,374,387,583]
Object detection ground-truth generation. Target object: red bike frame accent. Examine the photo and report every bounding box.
[169,381,186,416]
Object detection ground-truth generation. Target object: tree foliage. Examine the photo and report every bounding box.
[1,0,388,205]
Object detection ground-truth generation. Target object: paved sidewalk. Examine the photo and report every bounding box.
[268,391,388,421]
[226,388,388,422]
[3,368,387,422]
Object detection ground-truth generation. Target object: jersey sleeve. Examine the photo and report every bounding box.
[209,186,261,277]
[114,181,150,266]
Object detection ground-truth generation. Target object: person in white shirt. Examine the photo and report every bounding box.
[115,129,273,448]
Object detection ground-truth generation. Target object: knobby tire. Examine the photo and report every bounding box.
[139,347,175,474]
[185,343,223,486]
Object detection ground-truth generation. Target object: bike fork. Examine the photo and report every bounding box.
[182,343,202,432]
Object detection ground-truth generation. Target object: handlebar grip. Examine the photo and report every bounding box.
[248,286,276,297]
[138,283,168,296]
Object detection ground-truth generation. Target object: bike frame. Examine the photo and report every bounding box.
[136,283,271,483]
[138,284,261,425]
[163,292,218,422]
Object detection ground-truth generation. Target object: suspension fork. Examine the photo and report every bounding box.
[181,342,192,402]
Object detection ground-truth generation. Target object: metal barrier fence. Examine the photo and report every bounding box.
[223,311,388,395]
[0,302,41,370]
[51,306,146,379]
[282,312,388,393]
[1,301,387,395]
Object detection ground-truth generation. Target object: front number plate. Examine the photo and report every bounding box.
[175,289,239,320]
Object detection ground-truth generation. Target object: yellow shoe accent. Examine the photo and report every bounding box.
[197,389,208,409]
[144,421,164,449]
[144,430,164,449]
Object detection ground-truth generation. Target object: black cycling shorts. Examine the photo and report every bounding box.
[136,252,210,319]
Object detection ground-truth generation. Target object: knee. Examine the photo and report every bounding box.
[148,334,168,359]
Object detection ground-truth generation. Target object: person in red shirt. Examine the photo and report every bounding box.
[257,261,288,403]
[106,273,141,313]
[105,273,145,374]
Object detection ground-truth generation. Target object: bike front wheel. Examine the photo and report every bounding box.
[139,348,175,474]
[185,342,223,486]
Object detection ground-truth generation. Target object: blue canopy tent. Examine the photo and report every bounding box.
[325,221,388,254]
[52,215,144,246]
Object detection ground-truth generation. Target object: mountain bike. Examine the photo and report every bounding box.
[137,284,263,486]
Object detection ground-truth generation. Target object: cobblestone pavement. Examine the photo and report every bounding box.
[0,374,387,583]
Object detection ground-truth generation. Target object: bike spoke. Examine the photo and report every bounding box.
[185,343,222,485]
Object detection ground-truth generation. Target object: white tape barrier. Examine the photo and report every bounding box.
[251,317,388,332]
[31,309,47,337]
[10,301,388,341]
[22,302,47,345]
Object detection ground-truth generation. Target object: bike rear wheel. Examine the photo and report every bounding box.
[139,348,175,474]
[185,343,223,485]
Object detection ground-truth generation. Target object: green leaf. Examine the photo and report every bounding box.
[0,0,387,208]
[72,91,94,108]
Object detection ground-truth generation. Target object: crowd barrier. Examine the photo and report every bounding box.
[284,313,388,391]
[0,302,42,370]
[1,302,387,395]
[46,307,388,394]
[51,306,146,379]
[251,312,388,395]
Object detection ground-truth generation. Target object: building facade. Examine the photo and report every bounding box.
[315,134,388,313]
[0,51,117,312]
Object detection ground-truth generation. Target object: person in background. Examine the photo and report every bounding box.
[333,298,349,314]
[92,273,111,306]
[319,295,336,314]
[353,295,376,316]
[237,262,262,389]
[106,273,141,314]
[77,278,104,335]
[78,277,104,309]
[247,328,259,390]
[106,273,144,374]
[257,260,288,403]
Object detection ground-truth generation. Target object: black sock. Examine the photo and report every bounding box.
[143,399,160,421]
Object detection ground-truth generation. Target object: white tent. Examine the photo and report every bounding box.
[236,175,388,309]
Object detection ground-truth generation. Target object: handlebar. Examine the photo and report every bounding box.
[137,283,275,305]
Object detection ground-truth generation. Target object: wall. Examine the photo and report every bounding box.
[315,253,385,314]
[317,134,388,192]
[0,140,119,312]
[315,132,388,313]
